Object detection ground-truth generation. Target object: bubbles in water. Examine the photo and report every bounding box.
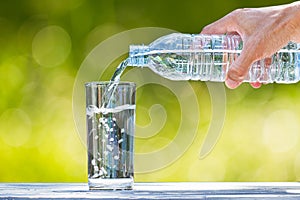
[118,139,123,144]
[91,159,96,166]
[114,155,120,160]
[106,144,113,152]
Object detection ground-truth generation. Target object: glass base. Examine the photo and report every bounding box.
[88,177,133,190]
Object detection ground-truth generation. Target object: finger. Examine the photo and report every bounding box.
[225,52,254,89]
[225,78,242,89]
[250,82,262,88]
[264,57,272,68]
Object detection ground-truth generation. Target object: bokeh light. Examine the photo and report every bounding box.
[32,25,71,67]
[263,109,299,153]
[0,109,32,147]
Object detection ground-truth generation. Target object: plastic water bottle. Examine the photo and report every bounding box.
[128,33,300,83]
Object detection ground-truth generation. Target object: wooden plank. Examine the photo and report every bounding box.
[1,182,300,199]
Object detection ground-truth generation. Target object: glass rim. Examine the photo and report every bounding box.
[85,81,136,87]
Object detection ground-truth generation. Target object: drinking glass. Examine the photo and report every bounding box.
[85,82,136,190]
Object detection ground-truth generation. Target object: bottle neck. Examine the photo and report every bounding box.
[128,45,150,67]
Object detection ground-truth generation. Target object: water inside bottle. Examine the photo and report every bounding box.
[128,47,300,83]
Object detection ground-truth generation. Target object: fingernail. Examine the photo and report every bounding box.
[225,78,241,89]
[251,82,261,89]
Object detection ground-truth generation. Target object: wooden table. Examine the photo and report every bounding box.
[1,182,300,199]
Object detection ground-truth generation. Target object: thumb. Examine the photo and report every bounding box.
[225,52,254,89]
[201,22,229,35]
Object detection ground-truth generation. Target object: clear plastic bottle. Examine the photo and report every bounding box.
[128,33,300,83]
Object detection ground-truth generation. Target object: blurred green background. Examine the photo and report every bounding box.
[1,0,300,182]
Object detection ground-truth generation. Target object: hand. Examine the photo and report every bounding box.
[201,2,300,89]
